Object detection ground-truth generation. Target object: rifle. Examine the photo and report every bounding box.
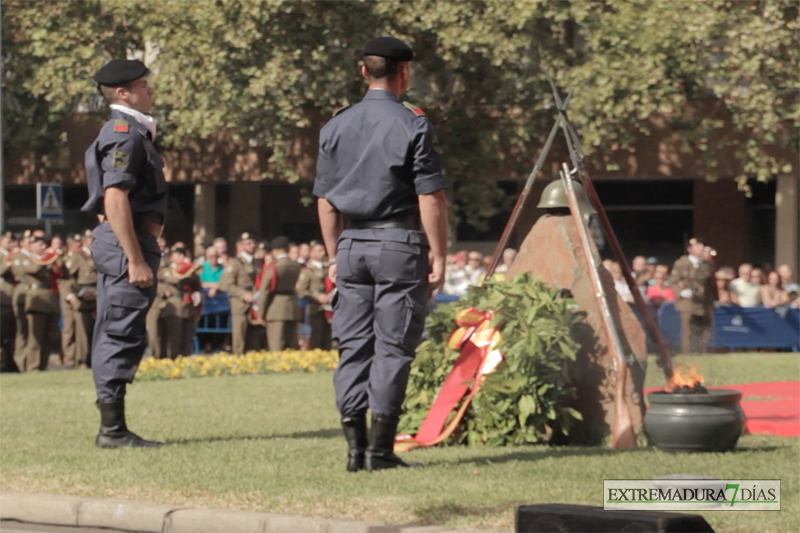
[560,162,637,449]
[484,89,573,281]
[549,78,674,380]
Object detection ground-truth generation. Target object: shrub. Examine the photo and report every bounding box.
[399,273,585,446]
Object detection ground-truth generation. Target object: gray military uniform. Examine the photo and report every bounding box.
[313,89,447,417]
[82,109,167,402]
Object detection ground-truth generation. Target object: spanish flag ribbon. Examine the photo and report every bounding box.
[395,307,504,452]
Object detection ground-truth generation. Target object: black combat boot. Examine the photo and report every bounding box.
[341,413,368,472]
[96,400,164,449]
[365,413,419,471]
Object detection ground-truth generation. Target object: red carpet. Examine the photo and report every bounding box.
[643,381,800,438]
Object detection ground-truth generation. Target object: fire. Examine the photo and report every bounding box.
[666,364,705,393]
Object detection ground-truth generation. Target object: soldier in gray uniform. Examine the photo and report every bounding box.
[314,37,449,471]
[81,59,167,448]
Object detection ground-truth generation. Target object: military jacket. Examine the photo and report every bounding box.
[159,263,202,319]
[66,250,98,311]
[313,89,447,226]
[256,256,301,322]
[57,251,78,303]
[0,249,15,308]
[81,109,168,225]
[295,262,326,317]
[219,254,258,317]
[669,255,716,316]
[9,250,31,311]
[16,254,59,314]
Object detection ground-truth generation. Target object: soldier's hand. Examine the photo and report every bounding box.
[428,255,445,291]
[243,292,255,303]
[129,260,154,288]
[316,294,329,304]
[328,263,337,282]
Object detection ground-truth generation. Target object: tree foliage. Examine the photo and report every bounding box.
[3,0,797,225]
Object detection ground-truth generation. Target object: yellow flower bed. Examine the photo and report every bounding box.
[136,350,339,381]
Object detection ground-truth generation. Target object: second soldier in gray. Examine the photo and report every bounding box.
[314,37,449,471]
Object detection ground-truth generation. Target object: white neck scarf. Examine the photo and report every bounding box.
[110,104,157,140]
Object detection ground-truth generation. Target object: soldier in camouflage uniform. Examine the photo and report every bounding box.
[256,236,301,351]
[219,232,261,354]
[65,230,98,368]
[158,245,202,358]
[0,231,18,372]
[16,235,61,372]
[295,242,332,350]
[10,230,33,363]
[670,237,717,354]
[58,235,82,366]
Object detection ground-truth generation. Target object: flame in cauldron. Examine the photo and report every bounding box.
[666,364,705,393]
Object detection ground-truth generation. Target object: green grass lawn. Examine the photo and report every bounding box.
[1,353,798,532]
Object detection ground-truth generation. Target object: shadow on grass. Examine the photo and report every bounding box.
[164,427,341,445]
[422,445,647,468]
[421,442,787,468]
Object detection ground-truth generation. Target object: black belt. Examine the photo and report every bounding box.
[347,214,421,231]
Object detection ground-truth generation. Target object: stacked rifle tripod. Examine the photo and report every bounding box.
[484,79,676,449]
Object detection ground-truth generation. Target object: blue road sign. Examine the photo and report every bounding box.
[36,183,63,221]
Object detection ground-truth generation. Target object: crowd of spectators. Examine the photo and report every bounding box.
[441,248,517,296]
[609,254,800,312]
[4,228,798,370]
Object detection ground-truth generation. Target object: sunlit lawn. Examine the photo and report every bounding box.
[0,353,797,532]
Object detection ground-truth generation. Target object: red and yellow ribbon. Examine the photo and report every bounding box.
[395,307,504,452]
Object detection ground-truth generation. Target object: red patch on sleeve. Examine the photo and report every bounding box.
[413,107,424,115]
[114,123,129,133]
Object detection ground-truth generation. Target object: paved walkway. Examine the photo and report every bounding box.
[0,491,484,533]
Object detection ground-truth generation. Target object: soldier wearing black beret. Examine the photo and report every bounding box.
[80,59,167,448]
[314,37,449,471]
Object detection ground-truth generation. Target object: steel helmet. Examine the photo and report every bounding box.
[536,180,597,214]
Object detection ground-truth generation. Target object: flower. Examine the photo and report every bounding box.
[135,350,340,381]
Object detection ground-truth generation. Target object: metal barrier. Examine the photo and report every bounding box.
[658,302,800,352]
[193,290,312,353]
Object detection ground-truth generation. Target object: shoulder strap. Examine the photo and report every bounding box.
[113,119,130,134]
[333,104,351,117]
[403,102,426,116]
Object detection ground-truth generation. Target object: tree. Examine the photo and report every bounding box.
[3,0,797,229]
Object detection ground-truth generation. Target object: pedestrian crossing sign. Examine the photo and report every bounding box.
[36,183,64,221]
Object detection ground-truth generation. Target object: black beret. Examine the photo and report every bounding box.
[238,232,256,242]
[170,245,188,255]
[83,229,93,238]
[70,233,82,242]
[271,236,290,251]
[29,235,46,244]
[688,237,705,246]
[1,231,12,239]
[363,37,414,61]
[93,59,149,87]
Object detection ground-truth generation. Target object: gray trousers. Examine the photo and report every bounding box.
[90,224,160,402]
[333,229,428,417]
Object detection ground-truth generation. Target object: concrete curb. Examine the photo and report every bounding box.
[0,491,482,533]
